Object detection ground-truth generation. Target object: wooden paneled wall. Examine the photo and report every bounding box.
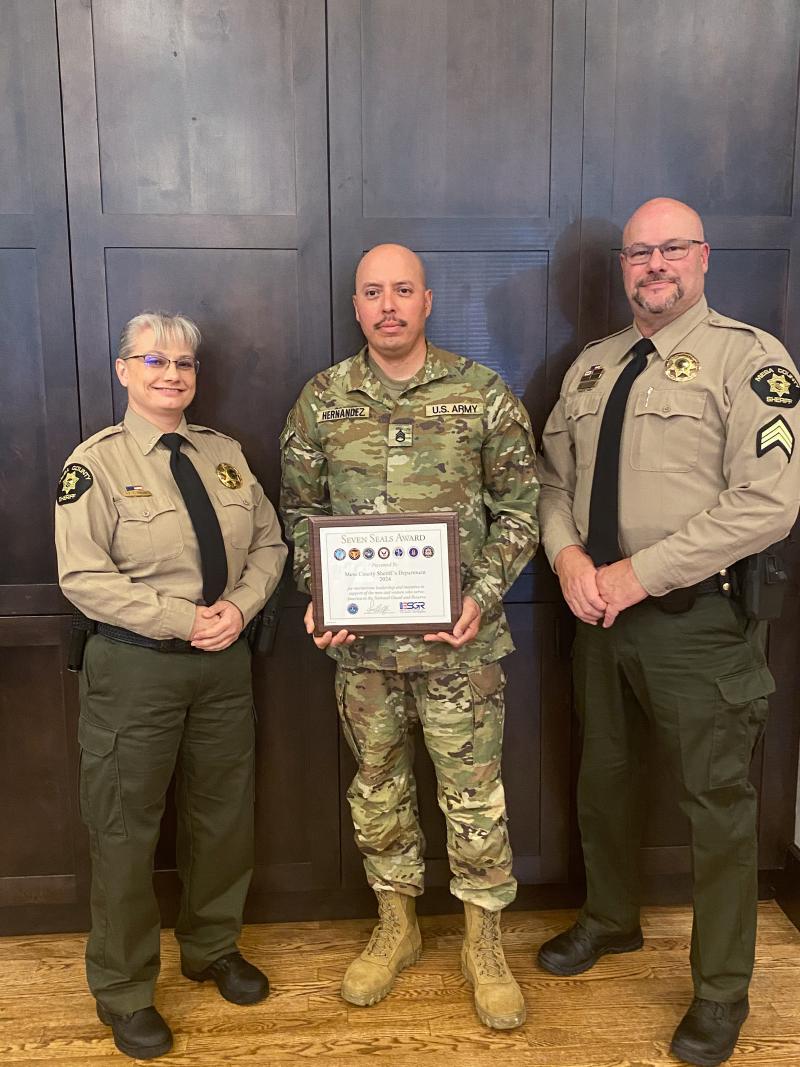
[2,0,799,934]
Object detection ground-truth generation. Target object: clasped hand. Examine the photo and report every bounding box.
[554,546,647,627]
[190,600,244,651]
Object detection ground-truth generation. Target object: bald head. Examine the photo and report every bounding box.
[352,244,432,371]
[620,197,709,335]
[622,197,705,249]
[355,243,427,291]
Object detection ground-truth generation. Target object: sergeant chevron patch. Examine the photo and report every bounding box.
[757,415,795,460]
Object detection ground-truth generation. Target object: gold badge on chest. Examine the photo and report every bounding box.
[217,462,243,489]
[664,352,700,382]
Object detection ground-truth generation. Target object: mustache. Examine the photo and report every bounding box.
[376,317,407,327]
[635,272,680,288]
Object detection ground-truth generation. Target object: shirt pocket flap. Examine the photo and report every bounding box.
[565,392,603,420]
[634,389,707,420]
[215,491,254,511]
[716,665,775,705]
[78,717,117,756]
[114,496,177,523]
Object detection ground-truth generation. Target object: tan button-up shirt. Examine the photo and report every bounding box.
[539,298,800,595]
[55,407,287,639]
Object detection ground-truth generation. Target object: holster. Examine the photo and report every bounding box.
[67,609,97,673]
[245,568,289,656]
[733,545,789,621]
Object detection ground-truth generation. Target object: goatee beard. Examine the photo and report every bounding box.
[633,278,684,314]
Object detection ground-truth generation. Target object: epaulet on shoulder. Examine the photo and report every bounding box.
[187,424,237,444]
[434,347,489,381]
[706,310,761,335]
[706,309,786,355]
[80,423,126,451]
[583,324,633,351]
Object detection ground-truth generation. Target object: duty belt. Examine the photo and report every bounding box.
[96,622,205,653]
[652,569,732,614]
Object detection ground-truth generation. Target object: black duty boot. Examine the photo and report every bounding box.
[182,950,269,1005]
[537,921,643,976]
[670,996,749,1066]
[96,1003,173,1060]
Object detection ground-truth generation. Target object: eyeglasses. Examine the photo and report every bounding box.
[620,239,705,265]
[125,353,200,373]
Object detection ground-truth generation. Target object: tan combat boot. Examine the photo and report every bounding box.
[341,891,422,1006]
[461,902,526,1029]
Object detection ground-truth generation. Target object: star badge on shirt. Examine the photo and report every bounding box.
[216,463,243,489]
[664,352,700,382]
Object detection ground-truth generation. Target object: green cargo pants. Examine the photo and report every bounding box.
[573,593,774,1001]
[335,661,516,911]
[78,634,255,1013]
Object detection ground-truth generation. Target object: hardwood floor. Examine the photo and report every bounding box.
[1,903,799,1066]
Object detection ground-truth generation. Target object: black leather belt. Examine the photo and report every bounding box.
[96,623,201,653]
[652,571,731,614]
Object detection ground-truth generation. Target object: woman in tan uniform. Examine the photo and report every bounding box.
[54,312,287,1061]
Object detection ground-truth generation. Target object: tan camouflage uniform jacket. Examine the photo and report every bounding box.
[280,343,540,672]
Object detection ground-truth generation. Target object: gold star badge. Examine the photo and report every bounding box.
[216,463,242,489]
[665,352,700,382]
[767,372,791,398]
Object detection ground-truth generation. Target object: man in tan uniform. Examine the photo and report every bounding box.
[537,199,800,1066]
[55,312,287,1060]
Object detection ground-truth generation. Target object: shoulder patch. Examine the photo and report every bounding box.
[57,463,94,505]
[757,415,794,460]
[750,366,800,409]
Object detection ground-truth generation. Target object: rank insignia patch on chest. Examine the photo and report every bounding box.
[57,463,93,505]
[216,463,243,489]
[664,352,700,382]
[750,365,800,408]
[390,424,413,447]
[757,415,794,460]
[576,366,604,391]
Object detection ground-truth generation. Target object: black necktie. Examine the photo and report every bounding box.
[161,433,228,606]
[585,337,655,566]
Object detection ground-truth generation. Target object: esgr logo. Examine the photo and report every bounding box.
[347,603,359,615]
[399,601,425,611]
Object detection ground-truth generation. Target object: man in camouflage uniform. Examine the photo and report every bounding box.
[280,244,539,1029]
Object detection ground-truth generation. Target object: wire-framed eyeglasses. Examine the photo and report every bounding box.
[620,239,705,265]
[125,353,199,373]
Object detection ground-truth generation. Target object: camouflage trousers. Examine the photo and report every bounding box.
[335,661,516,911]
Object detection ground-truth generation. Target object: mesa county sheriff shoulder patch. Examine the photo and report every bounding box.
[757,415,795,460]
[57,463,93,505]
[750,365,800,409]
